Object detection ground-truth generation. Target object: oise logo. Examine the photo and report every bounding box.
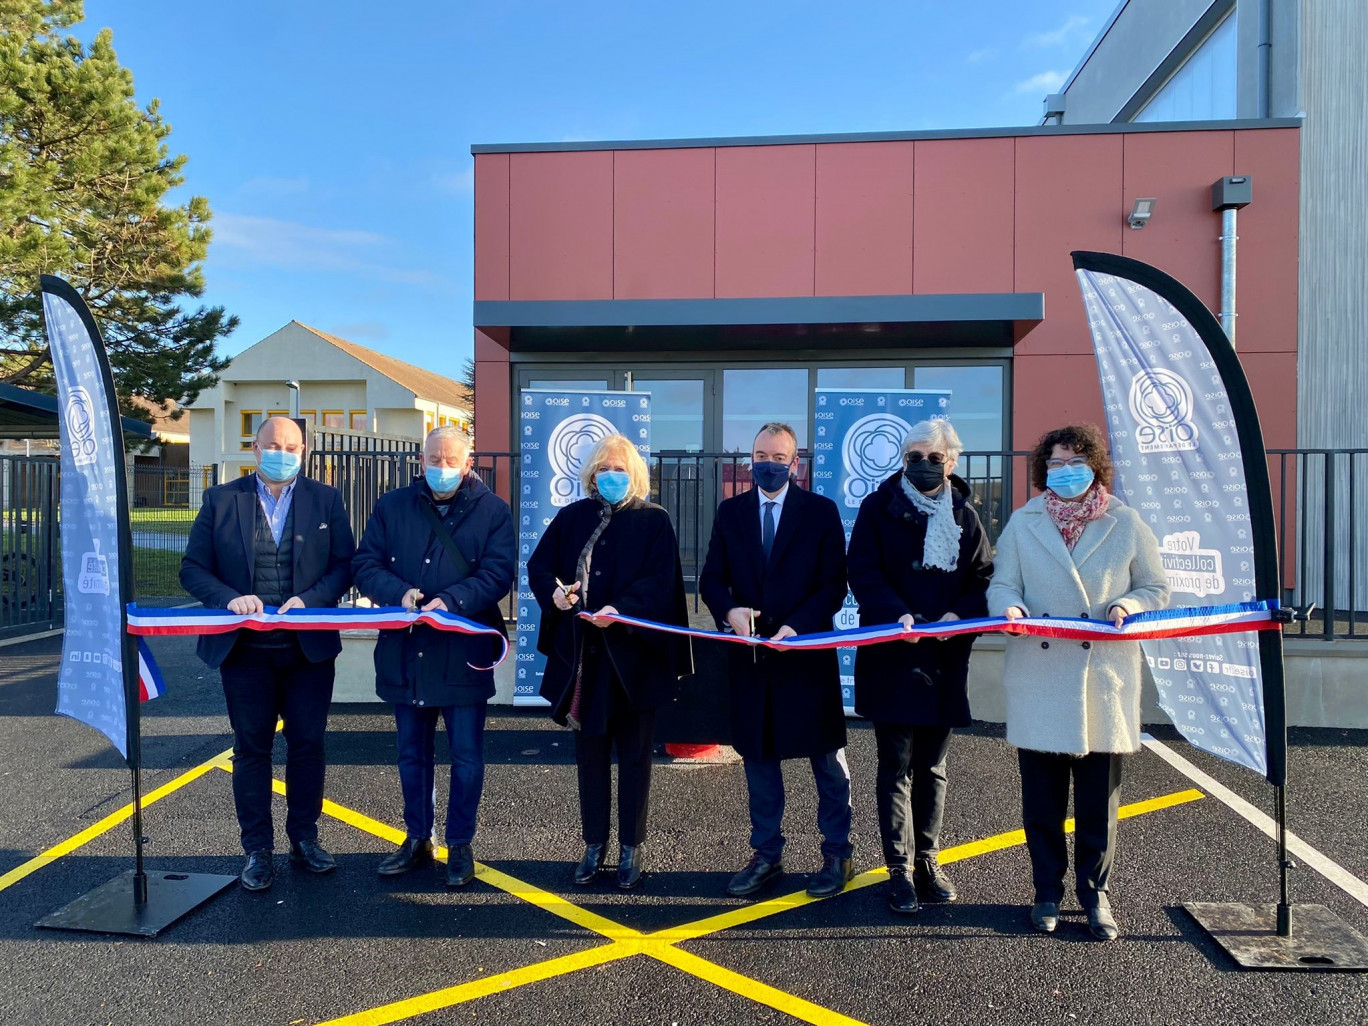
[841,413,910,508]
[548,413,615,506]
[65,385,99,467]
[1129,367,1198,453]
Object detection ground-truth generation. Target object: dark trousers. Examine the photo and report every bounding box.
[1017,748,1123,908]
[743,749,853,862]
[220,638,335,854]
[873,722,954,868]
[574,704,657,847]
[394,701,488,846]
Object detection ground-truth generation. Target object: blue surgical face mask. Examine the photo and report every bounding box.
[1046,463,1095,499]
[257,448,301,483]
[595,470,631,505]
[425,465,462,495]
[751,460,791,493]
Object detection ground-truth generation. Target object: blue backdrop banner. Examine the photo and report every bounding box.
[810,388,952,710]
[41,287,130,757]
[1077,264,1268,775]
[514,390,652,705]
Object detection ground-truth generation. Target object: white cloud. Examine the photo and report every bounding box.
[432,164,474,195]
[1024,14,1092,48]
[211,212,444,287]
[1014,70,1069,96]
[966,47,998,64]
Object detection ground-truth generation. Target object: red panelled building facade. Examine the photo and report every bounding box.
[472,120,1299,474]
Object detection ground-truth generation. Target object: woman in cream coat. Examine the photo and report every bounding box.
[987,424,1168,942]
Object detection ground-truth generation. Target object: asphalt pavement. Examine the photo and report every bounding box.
[1,632,1365,1026]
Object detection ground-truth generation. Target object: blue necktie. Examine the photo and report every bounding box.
[762,501,776,564]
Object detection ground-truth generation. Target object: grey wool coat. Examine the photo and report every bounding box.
[986,492,1170,756]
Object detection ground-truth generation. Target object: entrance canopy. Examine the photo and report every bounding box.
[473,293,1045,352]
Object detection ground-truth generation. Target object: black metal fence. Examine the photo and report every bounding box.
[4,448,1364,640]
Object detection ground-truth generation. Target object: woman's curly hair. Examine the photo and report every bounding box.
[1028,424,1113,493]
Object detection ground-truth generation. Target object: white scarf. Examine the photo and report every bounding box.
[900,475,961,572]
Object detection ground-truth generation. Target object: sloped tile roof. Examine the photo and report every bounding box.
[295,322,472,409]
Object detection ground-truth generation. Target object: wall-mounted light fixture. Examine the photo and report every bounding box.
[1127,198,1156,229]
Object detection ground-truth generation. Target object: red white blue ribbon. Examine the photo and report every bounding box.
[578,600,1280,650]
[126,604,510,671]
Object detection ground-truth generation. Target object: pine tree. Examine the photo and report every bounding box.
[0,0,235,422]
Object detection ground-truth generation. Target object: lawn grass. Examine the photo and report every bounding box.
[131,545,186,599]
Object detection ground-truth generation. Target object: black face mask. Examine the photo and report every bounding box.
[905,460,945,492]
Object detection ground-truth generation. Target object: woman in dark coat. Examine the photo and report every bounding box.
[847,418,992,914]
[527,433,691,891]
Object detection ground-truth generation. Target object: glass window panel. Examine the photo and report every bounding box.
[722,368,808,452]
[1134,12,1237,123]
[350,410,368,431]
[816,367,906,389]
[528,379,610,391]
[240,411,263,437]
[632,379,704,453]
[322,410,345,428]
[914,366,1004,452]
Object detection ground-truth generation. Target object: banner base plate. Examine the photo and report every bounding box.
[36,870,236,938]
[1185,902,1368,971]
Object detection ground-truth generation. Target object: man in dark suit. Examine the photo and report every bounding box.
[180,415,355,891]
[699,422,853,899]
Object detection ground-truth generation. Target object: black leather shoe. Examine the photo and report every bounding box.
[806,855,854,898]
[240,849,274,892]
[886,867,919,914]
[913,856,957,903]
[377,836,434,876]
[446,843,476,888]
[1030,901,1060,933]
[617,844,644,891]
[727,853,783,897]
[289,839,337,874]
[573,844,606,886]
[1086,905,1119,941]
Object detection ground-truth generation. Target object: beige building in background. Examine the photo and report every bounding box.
[188,321,471,478]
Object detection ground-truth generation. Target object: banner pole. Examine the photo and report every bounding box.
[1276,784,1291,936]
[131,764,147,904]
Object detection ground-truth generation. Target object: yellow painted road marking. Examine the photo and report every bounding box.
[651,945,869,1026]
[316,787,1204,1026]
[314,942,632,1026]
[0,744,234,894]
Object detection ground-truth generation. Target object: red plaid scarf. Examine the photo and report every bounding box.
[1043,484,1109,551]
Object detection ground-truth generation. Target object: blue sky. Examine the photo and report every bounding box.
[77,0,1117,383]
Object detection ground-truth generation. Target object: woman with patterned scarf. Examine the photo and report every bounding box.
[987,424,1169,942]
[847,418,994,916]
[527,434,691,891]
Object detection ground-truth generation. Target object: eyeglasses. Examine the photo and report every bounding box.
[1045,457,1091,470]
[906,451,946,466]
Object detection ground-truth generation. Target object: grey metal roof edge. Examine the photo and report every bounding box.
[1050,0,1135,112]
[0,381,155,437]
[470,117,1300,154]
[473,293,1046,328]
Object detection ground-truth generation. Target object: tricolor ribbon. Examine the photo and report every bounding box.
[126,600,1279,685]
[126,604,510,671]
[576,599,1280,649]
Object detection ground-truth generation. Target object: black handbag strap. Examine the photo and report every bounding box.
[418,497,472,582]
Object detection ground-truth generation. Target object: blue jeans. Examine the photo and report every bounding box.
[743,749,854,862]
[393,702,488,846]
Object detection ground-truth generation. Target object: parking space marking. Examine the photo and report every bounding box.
[1142,735,1368,908]
[650,944,868,1026]
[0,743,234,895]
[299,780,1203,1026]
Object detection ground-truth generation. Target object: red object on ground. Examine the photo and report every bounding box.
[665,743,720,759]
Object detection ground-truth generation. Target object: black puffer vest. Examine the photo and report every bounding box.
[252,501,295,606]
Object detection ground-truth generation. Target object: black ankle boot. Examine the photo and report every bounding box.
[574,844,605,886]
[617,844,644,891]
[377,837,433,876]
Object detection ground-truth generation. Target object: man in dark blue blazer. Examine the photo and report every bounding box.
[699,423,853,900]
[180,416,355,891]
[353,426,515,888]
